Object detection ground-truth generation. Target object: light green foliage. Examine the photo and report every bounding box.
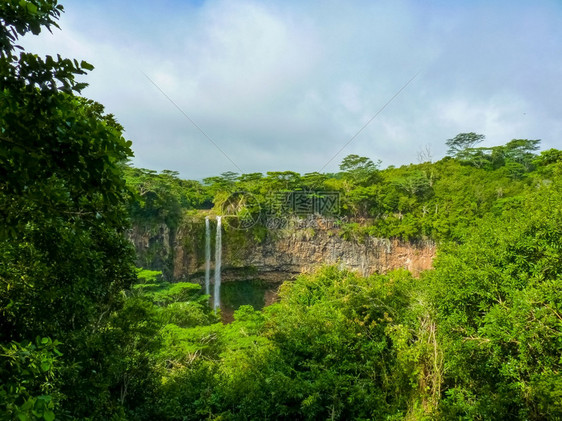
[135,267,163,283]
[429,169,562,420]
[135,281,201,305]
[534,148,562,170]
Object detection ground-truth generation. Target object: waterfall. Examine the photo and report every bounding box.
[213,216,222,311]
[204,216,211,295]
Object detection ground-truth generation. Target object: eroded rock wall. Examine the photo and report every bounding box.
[128,218,436,281]
[226,230,435,279]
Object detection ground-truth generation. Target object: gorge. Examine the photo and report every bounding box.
[129,216,436,284]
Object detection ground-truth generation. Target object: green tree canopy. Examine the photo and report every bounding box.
[445,132,485,157]
[0,1,137,417]
[339,154,381,186]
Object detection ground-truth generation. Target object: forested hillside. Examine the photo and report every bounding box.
[125,135,554,246]
[1,2,562,420]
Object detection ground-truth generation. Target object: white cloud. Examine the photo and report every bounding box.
[19,0,562,178]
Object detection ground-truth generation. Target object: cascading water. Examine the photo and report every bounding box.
[204,216,211,295]
[213,216,222,311]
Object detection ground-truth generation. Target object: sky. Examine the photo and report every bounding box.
[21,0,562,179]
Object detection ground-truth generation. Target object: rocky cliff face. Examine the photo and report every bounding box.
[237,230,435,279]
[129,218,436,282]
[129,219,204,281]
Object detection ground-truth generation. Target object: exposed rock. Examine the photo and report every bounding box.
[128,217,436,282]
[233,230,434,278]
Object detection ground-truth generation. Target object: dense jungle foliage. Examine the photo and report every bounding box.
[125,138,552,243]
[1,2,562,420]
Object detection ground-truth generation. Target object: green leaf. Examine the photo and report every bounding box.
[43,410,55,421]
[74,83,88,92]
[27,3,38,14]
[80,61,95,71]
[20,397,35,410]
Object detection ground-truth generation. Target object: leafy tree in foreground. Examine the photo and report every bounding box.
[0,0,136,417]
